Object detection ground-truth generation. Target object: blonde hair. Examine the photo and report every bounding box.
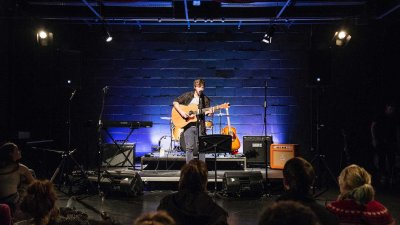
[193,79,205,88]
[134,211,175,225]
[338,164,375,205]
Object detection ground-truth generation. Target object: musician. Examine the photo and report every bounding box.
[173,79,214,163]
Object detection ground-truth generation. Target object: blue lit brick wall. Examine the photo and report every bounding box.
[81,26,311,156]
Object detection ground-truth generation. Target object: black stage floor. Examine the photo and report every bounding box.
[56,187,400,225]
[53,162,400,225]
[50,154,400,225]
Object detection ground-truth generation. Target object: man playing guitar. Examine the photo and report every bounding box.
[172,79,214,163]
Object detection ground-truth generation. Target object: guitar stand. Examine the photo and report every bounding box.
[198,134,232,197]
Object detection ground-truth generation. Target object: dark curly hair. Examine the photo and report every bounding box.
[20,180,59,225]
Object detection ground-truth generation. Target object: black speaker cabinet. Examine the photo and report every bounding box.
[100,171,143,197]
[223,171,264,197]
[243,136,273,166]
[102,143,135,167]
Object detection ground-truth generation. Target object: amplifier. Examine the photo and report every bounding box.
[270,144,298,169]
[102,143,135,167]
[243,136,273,166]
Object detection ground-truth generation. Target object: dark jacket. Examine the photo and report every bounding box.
[157,190,228,225]
[277,192,339,225]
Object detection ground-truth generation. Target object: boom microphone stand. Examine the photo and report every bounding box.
[51,88,94,195]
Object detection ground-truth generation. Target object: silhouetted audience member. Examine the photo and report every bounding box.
[15,180,120,225]
[0,203,12,225]
[134,211,176,225]
[258,200,320,225]
[0,142,35,215]
[371,102,400,186]
[276,157,338,225]
[326,164,395,225]
[157,159,228,225]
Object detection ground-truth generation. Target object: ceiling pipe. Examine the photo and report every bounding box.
[81,0,102,20]
[376,3,400,19]
[35,16,349,25]
[183,0,191,29]
[276,0,292,19]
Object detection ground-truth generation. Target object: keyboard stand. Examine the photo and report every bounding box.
[102,127,135,169]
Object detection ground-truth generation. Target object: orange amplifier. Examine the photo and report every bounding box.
[270,144,298,169]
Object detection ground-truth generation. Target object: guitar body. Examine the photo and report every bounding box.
[171,104,199,128]
[221,126,240,154]
[171,103,230,128]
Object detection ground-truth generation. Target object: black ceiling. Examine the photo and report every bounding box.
[7,0,397,27]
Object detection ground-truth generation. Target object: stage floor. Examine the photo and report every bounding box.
[71,154,399,225]
[55,187,400,225]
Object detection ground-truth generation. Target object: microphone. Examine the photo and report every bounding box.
[69,89,77,101]
[103,86,109,93]
[265,80,268,87]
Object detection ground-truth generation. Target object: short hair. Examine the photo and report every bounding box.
[178,159,208,192]
[258,201,320,225]
[338,164,375,205]
[283,157,315,195]
[193,79,205,88]
[0,142,18,166]
[134,211,176,225]
[20,180,59,224]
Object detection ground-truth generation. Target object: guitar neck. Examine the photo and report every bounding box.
[226,108,231,131]
[199,105,222,114]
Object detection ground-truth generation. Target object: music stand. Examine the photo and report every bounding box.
[199,134,232,193]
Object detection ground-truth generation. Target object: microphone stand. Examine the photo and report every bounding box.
[263,80,271,197]
[96,86,107,196]
[197,93,204,161]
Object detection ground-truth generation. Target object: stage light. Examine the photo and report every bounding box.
[332,28,351,47]
[36,29,53,46]
[262,26,275,44]
[105,31,113,42]
[38,31,48,39]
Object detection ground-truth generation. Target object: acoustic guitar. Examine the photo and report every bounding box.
[221,108,240,154]
[171,103,230,128]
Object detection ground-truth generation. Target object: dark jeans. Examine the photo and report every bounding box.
[183,126,205,163]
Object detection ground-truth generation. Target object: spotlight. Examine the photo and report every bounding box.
[105,31,113,42]
[36,29,53,46]
[38,31,47,39]
[262,26,275,44]
[332,29,351,47]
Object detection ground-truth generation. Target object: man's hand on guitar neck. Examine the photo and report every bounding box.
[205,107,214,117]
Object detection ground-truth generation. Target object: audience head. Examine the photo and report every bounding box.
[258,201,320,225]
[178,159,208,192]
[338,164,375,205]
[282,157,315,195]
[20,180,59,225]
[0,142,21,167]
[134,211,176,225]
